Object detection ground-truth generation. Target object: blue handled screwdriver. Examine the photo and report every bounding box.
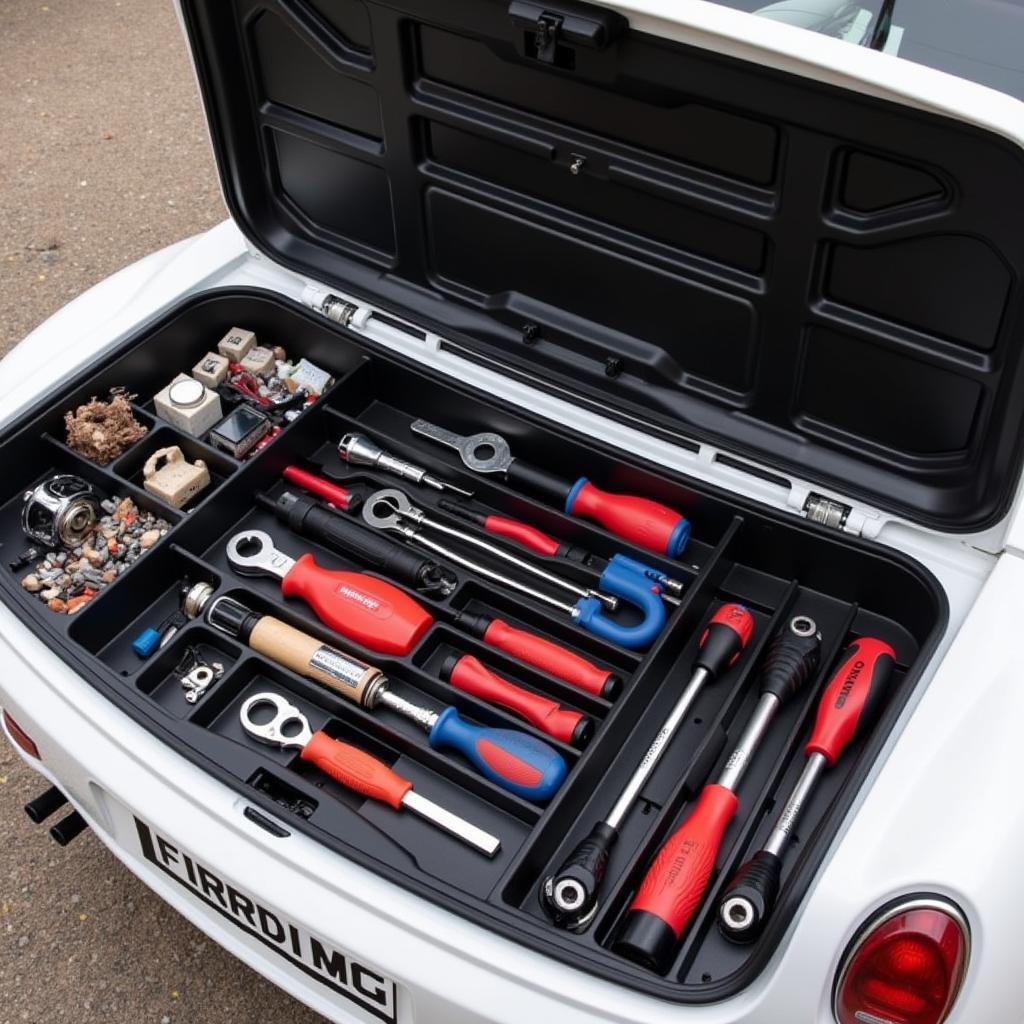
[202,596,567,803]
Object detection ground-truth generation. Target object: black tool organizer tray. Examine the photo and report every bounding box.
[0,290,945,1001]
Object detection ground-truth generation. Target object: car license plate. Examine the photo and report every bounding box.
[134,817,399,1023]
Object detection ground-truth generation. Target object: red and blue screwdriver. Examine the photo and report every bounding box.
[202,595,567,802]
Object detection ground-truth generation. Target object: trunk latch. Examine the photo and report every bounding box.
[509,1,628,67]
[534,12,562,64]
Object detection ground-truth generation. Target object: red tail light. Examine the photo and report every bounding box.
[834,898,969,1024]
[3,709,40,759]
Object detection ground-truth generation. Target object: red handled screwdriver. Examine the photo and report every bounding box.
[441,654,594,748]
[614,615,822,971]
[411,420,691,557]
[240,691,501,856]
[541,603,756,930]
[718,636,897,942]
[438,499,686,601]
[283,465,361,510]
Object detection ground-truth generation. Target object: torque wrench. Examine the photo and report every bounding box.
[203,597,567,801]
[410,419,691,557]
[283,465,361,511]
[718,636,896,942]
[614,615,822,971]
[441,654,594,748]
[439,500,685,604]
[339,432,474,498]
[541,603,756,930]
[226,529,433,657]
[259,490,457,598]
[240,691,500,856]
[363,488,666,650]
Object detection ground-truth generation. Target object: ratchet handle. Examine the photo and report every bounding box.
[806,637,896,766]
[616,784,739,971]
[281,555,434,657]
[566,479,691,558]
[283,465,358,510]
[279,492,442,591]
[301,731,411,810]
[444,655,592,747]
[481,617,621,700]
[428,707,567,802]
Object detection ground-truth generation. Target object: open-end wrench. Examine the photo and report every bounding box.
[410,419,691,557]
[363,487,616,610]
[362,488,666,650]
[240,691,500,855]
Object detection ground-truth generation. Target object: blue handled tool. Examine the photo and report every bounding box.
[198,596,568,804]
[428,707,567,802]
[364,487,668,651]
[574,558,667,649]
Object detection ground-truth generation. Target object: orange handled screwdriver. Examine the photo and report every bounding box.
[718,636,896,942]
[240,691,500,857]
[614,615,822,971]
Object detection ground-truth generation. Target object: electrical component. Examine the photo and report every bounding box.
[208,406,271,458]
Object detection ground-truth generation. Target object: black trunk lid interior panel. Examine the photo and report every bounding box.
[181,0,1024,532]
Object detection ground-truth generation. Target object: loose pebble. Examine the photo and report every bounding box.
[20,496,170,615]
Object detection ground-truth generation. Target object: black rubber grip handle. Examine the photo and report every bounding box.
[718,850,782,943]
[759,618,821,703]
[505,458,573,505]
[541,821,618,927]
[267,492,439,591]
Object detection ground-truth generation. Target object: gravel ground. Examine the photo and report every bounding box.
[0,2,325,1021]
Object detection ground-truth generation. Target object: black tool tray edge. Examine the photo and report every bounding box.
[0,287,947,1002]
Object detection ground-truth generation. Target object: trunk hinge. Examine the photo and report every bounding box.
[301,285,370,331]
[801,492,868,536]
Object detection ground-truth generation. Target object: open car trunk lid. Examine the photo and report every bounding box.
[5,0,1024,1008]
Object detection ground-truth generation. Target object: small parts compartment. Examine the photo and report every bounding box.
[0,289,943,1001]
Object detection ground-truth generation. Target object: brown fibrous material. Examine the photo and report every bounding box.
[64,388,148,464]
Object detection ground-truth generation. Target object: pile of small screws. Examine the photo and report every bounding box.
[19,496,170,614]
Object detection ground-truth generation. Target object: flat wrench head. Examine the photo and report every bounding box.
[240,692,313,751]
[226,529,296,580]
[361,487,419,532]
[410,419,513,474]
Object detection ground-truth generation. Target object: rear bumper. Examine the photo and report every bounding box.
[1,592,801,1024]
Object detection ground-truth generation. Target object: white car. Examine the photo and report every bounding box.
[2,2,1023,1022]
